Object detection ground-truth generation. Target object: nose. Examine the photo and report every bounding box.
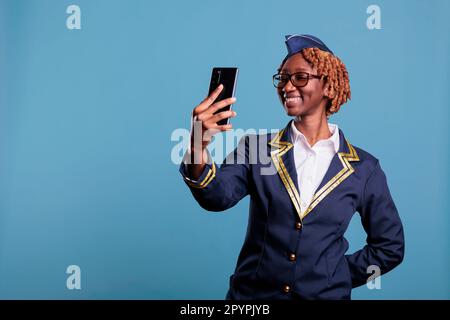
[282,78,297,94]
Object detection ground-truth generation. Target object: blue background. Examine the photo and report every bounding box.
[0,0,448,299]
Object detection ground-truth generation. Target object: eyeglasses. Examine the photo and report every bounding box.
[272,71,323,88]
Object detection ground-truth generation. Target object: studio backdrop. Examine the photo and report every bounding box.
[0,0,448,299]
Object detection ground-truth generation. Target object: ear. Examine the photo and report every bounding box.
[323,81,335,100]
[322,83,330,98]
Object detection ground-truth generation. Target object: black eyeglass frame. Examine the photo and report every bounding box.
[272,71,324,88]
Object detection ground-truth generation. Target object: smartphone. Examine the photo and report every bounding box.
[207,67,239,126]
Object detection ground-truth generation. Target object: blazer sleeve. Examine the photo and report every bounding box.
[345,160,405,288]
[179,135,250,212]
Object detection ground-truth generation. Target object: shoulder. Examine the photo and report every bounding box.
[350,143,381,175]
[352,144,378,164]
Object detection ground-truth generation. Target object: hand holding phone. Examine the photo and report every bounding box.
[187,69,238,179]
[189,67,239,148]
[191,83,237,144]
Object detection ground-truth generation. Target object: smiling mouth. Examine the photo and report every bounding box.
[285,96,302,103]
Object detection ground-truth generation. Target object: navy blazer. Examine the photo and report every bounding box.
[180,120,404,300]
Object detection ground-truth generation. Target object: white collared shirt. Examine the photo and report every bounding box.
[290,121,340,218]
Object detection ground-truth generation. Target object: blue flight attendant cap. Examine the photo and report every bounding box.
[284,34,333,60]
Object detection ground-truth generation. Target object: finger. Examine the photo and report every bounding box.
[216,123,233,131]
[194,84,224,114]
[198,97,236,121]
[208,110,236,124]
[207,97,237,115]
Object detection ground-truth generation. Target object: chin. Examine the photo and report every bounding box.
[284,105,305,117]
[286,110,300,117]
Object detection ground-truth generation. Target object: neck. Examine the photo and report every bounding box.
[293,113,331,147]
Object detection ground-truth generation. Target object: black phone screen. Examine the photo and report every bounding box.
[208,67,238,126]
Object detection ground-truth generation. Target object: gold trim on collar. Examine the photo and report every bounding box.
[268,128,360,222]
[269,129,303,220]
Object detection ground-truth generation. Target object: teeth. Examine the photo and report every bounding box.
[285,96,301,102]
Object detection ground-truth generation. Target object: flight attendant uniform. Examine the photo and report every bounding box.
[179,35,404,300]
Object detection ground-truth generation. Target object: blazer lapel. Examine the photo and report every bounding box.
[268,120,303,221]
[301,128,360,219]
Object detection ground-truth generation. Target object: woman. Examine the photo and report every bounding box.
[180,34,404,300]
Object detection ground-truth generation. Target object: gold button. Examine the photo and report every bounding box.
[283,285,291,293]
[289,253,296,261]
[295,222,302,230]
